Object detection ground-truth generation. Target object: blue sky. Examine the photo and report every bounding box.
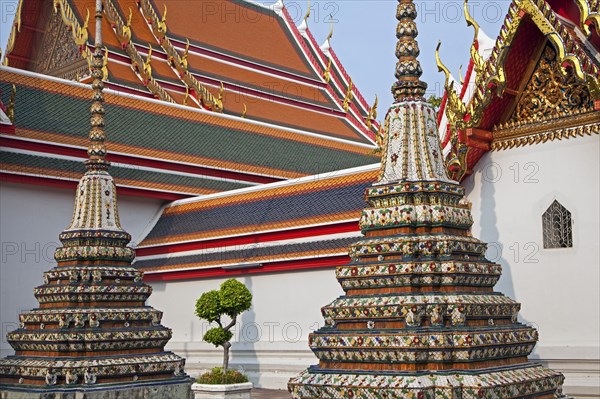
[0,0,510,113]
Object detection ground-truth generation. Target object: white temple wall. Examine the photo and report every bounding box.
[0,182,164,357]
[464,134,600,398]
[147,268,343,389]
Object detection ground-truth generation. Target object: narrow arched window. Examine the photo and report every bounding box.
[542,200,573,248]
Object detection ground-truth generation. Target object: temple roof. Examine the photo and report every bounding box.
[134,164,379,280]
[3,0,380,146]
[437,0,599,180]
[0,67,378,200]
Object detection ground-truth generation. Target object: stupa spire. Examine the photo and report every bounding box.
[391,0,427,101]
[86,0,109,171]
[378,0,450,184]
[289,1,567,398]
[0,0,191,395]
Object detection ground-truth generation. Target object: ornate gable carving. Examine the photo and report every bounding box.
[34,11,87,80]
[510,45,594,123]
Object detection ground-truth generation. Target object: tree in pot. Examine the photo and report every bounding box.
[195,279,252,371]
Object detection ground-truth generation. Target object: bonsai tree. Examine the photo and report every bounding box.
[195,279,252,370]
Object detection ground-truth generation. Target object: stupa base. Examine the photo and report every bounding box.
[289,363,567,399]
[0,377,193,399]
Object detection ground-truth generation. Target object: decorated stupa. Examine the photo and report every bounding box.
[0,2,192,397]
[288,0,568,398]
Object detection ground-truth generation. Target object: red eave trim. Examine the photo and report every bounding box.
[0,136,281,184]
[0,125,15,134]
[141,254,348,281]
[0,172,188,201]
[136,220,359,256]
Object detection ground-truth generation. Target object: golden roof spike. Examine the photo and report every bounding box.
[75,9,90,47]
[7,84,16,124]
[464,0,485,76]
[436,41,467,130]
[366,95,378,128]
[85,0,110,171]
[435,42,452,91]
[183,85,189,105]
[343,79,354,112]
[323,57,332,83]
[303,0,311,24]
[157,4,167,35]
[180,39,190,70]
[391,0,427,102]
[143,44,153,77]
[325,20,334,45]
[459,64,464,86]
[241,104,247,118]
[101,47,109,81]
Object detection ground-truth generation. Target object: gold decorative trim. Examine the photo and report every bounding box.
[573,0,600,37]
[136,0,222,111]
[3,0,23,65]
[102,0,174,103]
[492,111,600,150]
[509,45,594,123]
[323,57,332,84]
[7,84,16,124]
[365,95,378,129]
[441,0,600,136]
[50,0,93,78]
[464,0,485,77]
[342,79,354,113]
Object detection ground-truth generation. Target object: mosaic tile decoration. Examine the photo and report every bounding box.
[288,1,568,397]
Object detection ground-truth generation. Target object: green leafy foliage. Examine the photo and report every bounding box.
[194,279,253,371]
[195,290,222,323]
[203,327,233,347]
[219,279,252,318]
[197,367,248,385]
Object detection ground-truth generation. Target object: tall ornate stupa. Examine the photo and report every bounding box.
[289,1,568,398]
[0,1,191,397]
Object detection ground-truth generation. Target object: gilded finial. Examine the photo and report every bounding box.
[218,81,224,101]
[436,41,467,130]
[7,84,16,124]
[343,79,354,112]
[15,0,22,33]
[391,0,427,102]
[143,45,153,78]
[180,39,190,70]
[120,8,132,48]
[435,42,452,90]
[323,57,332,83]
[85,0,110,171]
[241,104,247,118]
[75,9,90,47]
[183,86,189,105]
[157,4,167,36]
[458,64,464,86]
[326,20,334,44]
[366,95,378,128]
[303,0,311,24]
[464,0,485,76]
[101,47,109,81]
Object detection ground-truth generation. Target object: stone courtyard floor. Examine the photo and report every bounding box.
[251,388,291,398]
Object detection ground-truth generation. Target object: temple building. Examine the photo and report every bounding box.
[1,0,598,397]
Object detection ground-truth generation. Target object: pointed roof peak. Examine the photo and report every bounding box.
[391,0,428,102]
